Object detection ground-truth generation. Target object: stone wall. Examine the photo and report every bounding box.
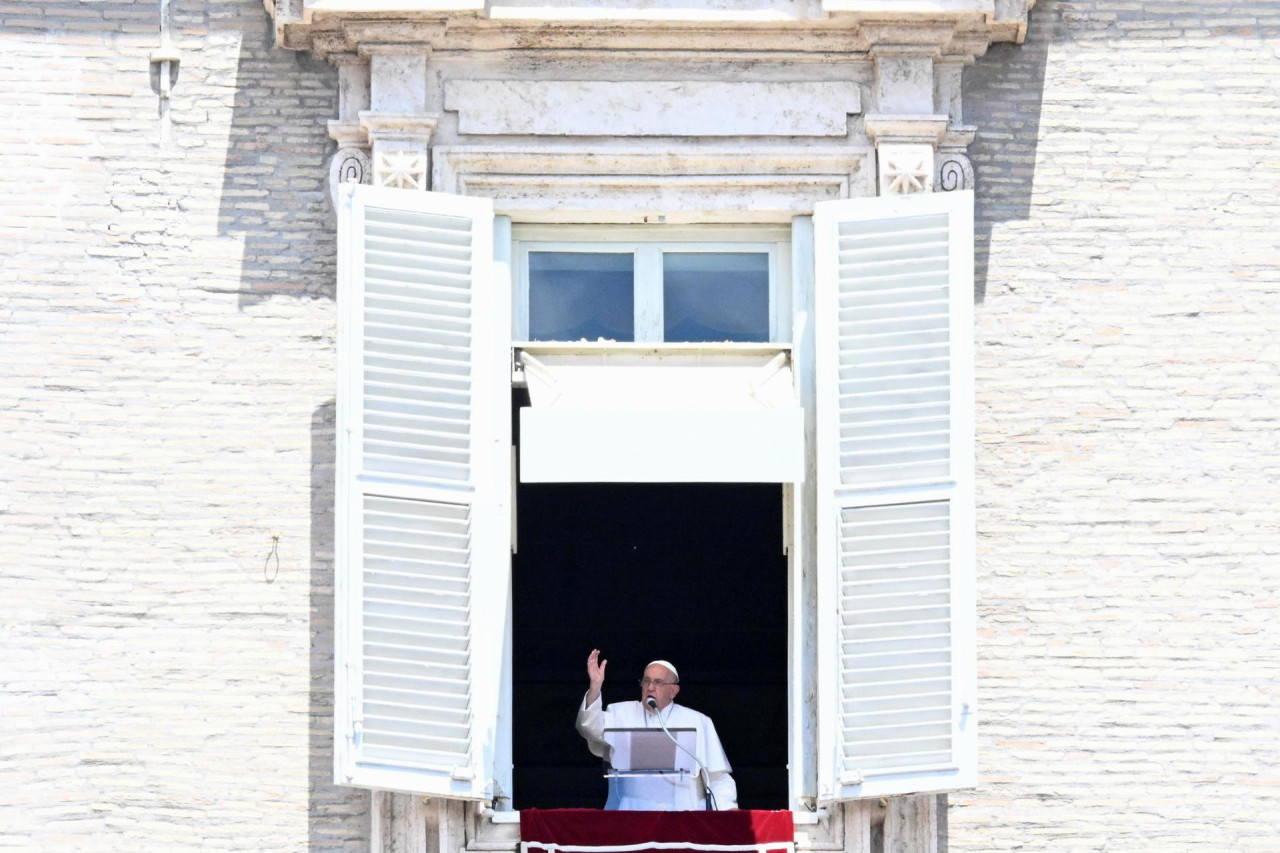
[956,0,1280,849]
[0,1,368,849]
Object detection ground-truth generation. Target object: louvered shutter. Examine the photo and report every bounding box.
[813,191,976,800]
[334,185,510,798]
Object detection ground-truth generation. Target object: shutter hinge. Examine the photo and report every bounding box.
[346,663,363,745]
[511,349,526,387]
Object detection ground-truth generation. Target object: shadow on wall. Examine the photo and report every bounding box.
[311,399,370,850]
[966,0,1280,302]
[205,0,361,844]
[940,4,1053,847]
[216,6,339,309]
[963,1,1051,304]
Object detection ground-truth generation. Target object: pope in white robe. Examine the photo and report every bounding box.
[576,651,738,811]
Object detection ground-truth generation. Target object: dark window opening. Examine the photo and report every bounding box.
[511,480,788,810]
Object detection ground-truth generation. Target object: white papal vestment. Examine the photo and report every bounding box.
[576,696,738,811]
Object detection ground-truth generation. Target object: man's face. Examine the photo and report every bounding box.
[640,664,680,711]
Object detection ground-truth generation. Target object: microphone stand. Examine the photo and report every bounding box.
[647,697,717,811]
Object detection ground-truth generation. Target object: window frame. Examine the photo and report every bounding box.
[812,192,976,801]
[334,185,510,800]
[512,225,792,346]
[501,223,804,813]
[335,195,977,822]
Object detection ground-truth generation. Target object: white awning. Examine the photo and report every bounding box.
[516,344,804,483]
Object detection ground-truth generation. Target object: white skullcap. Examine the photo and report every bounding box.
[645,660,679,682]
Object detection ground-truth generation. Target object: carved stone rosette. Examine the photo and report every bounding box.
[359,112,439,192]
[864,115,948,196]
[878,144,936,194]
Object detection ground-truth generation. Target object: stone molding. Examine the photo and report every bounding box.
[327,119,367,148]
[277,3,1036,53]
[358,111,438,140]
[442,80,862,138]
[433,146,873,222]
[291,7,1017,202]
[863,113,950,145]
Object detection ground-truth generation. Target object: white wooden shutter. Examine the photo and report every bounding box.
[334,184,510,798]
[814,191,976,800]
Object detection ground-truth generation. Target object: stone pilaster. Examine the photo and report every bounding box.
[327,56,372,205]
[328,55,371,147]
[863,45,980,195]
[864,46,949,195]
[884,795,938,853]
[933,54,978,193]
[360,51,437,190]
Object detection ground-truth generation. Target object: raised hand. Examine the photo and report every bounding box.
[585,648,607,707]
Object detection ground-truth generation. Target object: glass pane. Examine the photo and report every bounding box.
[663,252,770,343]
[528,252,634,342]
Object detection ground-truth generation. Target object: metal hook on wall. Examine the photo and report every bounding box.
[264,534,280,583]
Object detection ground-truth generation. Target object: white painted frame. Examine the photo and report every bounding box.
[335,185,512,799]
[812,191,976,801]
[499,224,801,811]
[512,226,792,346]
[788,215,817,812]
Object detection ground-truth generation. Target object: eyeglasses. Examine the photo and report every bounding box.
[638,678,678,688]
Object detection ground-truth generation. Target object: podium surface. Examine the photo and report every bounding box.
[520,809,795,853]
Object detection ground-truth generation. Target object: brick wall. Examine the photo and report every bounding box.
[0,1,368,849]
[957,1,1280,849]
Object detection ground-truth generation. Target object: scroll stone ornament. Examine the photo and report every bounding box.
[327,147,370,207]
[936,152,975,192]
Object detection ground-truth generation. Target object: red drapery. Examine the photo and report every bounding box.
[519,809,795,853]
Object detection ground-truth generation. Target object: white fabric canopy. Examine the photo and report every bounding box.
[517,347,804,483]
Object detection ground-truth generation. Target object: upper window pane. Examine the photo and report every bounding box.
[663,252,770,343]
[528,252,634,342]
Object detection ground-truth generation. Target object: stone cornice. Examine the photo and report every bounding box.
[863,114,950,145]
[328,118,367,146]
[273,2,1033,60]
[359,111,438,138]
[433,145,873,222]
[297,2,1032,202]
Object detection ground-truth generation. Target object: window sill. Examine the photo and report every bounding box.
[514,341,792,357]
[480,808,828,823]
[470,805,839,853]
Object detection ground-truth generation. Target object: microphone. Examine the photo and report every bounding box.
[647,695,716,810]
